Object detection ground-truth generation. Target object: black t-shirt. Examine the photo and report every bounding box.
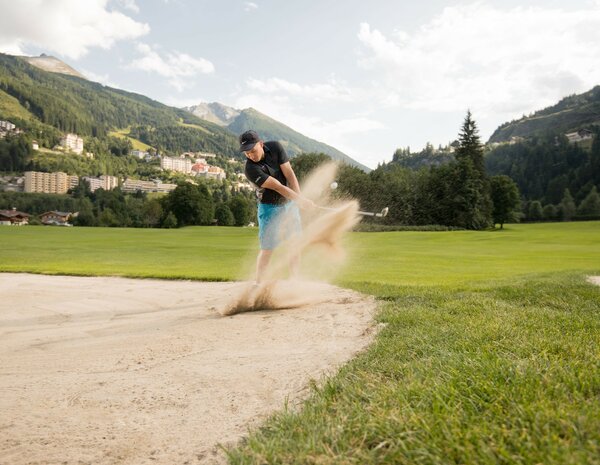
[244,141,290,205]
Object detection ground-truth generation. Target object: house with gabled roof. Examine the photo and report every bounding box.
[0,208,31,226]
[40,211,75,226]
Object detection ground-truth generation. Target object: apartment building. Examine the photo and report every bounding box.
[24,171,79,194]
[160,156,192,174]
[121,178,177,194]
[82,175,119,192]
[59,133,84,155]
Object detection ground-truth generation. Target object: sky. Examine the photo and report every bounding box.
[1,0,599,168]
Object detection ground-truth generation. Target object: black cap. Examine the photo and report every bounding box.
[239,130,260,152]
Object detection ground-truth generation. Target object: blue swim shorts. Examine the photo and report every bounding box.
[257,202,302,250]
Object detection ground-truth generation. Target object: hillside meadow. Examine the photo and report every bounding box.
[1,221,599,464]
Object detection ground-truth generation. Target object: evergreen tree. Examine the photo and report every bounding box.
[577,186,600,216]
[446,111,493,229]
[489,175,521,228]
[558,189,576,221]
[455,110,485,176]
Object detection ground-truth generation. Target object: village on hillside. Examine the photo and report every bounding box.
[0,119,254,226]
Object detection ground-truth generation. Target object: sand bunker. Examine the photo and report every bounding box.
[588,276,600,286]
[0,273,376,465]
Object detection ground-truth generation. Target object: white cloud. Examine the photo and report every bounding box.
[357,3,600,120]
[244,2,258,12]
[246,77,355,102]
[128,42,215,91]
[114,0,140,13]
[0,0,149,59]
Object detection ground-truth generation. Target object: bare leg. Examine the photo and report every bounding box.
[255,249,273,283]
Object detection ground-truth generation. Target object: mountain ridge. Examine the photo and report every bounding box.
[185,101,370,171]
[20,54,87,80]
[488,85,600,143]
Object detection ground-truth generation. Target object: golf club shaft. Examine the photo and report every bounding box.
[318,205,388,217]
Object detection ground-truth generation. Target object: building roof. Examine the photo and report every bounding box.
[0,209,31,218]
[40,211,72,218]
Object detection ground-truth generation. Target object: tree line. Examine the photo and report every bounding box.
[294,112,521,229]
[485,128,600,221]
[0,179,257,228]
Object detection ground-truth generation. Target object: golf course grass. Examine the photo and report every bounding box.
[1,221,599,464]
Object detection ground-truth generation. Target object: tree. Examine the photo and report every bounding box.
[229,196,250,226]
[558,189,576,221]
[163,182,215,226]
[162,211,178,228]
[290,153,332,182]
[98,208,120,227]
[455,109,485,176]
[489,175,521,228]
[73,209,97,226]
[542,204,557,221]
[142,198,163,228]
[448,111,493,229]
[70,178,92,199]
[577,186,600,217]
[528,200,543,221]
[215,204,235,226]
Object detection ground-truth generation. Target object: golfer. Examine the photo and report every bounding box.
[240,130,314,282]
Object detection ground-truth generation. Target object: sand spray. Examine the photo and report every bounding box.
[222,163,361,315]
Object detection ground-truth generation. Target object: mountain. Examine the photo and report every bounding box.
[21,54,87,79]
[0,53,240,157]
[184,102,240,126]
[185,102,371,172]
[488,85,600,143]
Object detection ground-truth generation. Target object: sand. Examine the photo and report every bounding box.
[0,273,376,465]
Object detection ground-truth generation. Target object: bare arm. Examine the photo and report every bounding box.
[261,176,314,210]
[280,161,300,194]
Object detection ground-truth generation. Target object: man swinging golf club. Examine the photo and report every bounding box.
[240,130,315,283]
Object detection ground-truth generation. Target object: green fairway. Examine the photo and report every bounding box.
[1,221,600,464]
[1,221,599,288]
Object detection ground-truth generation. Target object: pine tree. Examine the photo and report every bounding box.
[449,111,493,229]
[455,110,485,176]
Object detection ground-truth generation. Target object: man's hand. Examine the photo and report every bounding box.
[295,196,316,211]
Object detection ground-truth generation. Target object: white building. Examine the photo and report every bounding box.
[196,166,226,180]
[0,120,16,131]
[197,152,217,159]
[59,133,84,155]
[131,149,149,159]
[160,156,192,174]
[82,175,119,192]
[121,178,177,193]
[565,129,594,144]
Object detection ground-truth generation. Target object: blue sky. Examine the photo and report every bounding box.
[1,0,599,168]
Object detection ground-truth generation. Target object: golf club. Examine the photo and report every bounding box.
[318,205,389,218]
